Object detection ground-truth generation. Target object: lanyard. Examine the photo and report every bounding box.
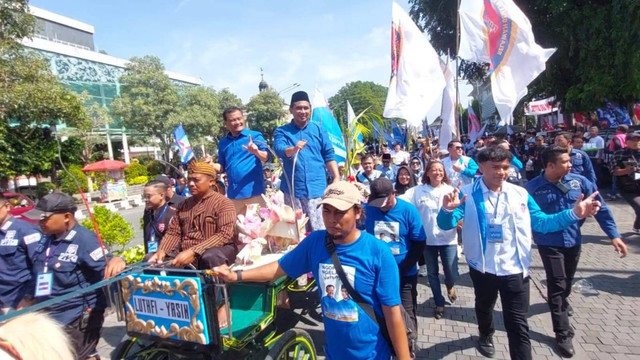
[151,204,169,236]
[43,239,65,273]
[487,193,501,220]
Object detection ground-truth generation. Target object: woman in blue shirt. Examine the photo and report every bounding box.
[213,181,410,360]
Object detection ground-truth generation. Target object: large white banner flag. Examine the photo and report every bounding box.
[459,0,555,124]
[383,2,446,127]
[439,61,457,150]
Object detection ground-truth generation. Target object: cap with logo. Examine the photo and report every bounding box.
[367,178,394,208]
[23,193,78,220]
[318,181,362,211]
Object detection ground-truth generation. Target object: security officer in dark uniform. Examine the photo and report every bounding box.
[22,193,107,360]
[525,146,627,358]
[0,194,42,314]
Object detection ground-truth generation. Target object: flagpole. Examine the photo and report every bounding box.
[455,0,462,137]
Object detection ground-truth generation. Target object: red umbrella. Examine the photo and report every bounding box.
[81,160,129,172]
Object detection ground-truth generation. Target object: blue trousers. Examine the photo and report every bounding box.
[424,245,459,307]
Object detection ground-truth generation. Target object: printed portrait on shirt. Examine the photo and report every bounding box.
[374,221,401,254]
[318,263,358,322]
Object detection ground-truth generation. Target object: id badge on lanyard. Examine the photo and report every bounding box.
[35,245,56,297]
[486,194,503,243]
[148,232,158,253]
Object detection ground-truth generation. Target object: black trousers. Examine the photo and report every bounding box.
[469,268,531,360]
[64,308,105,359]
[400,274,418,329]
[537,245,581,338]
[620,191,640,229]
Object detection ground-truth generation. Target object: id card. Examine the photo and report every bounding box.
[487,221,503,243]
[634,172,640,181]
[148,241,158,253]
[35,273,53,297]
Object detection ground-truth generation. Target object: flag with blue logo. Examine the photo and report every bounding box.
[173,124,194,164]
[311,89,347,163]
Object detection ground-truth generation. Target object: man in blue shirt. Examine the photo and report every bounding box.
[437,147,602,360]
[214,181,410,359]
[0,194,42,314]
[217,106,270,215]
[525,146,627,358]
[22,193,108,360]
[554,132,597,185]
[274,91,339,231]
[376,153,397,182]
[364,178,426,329]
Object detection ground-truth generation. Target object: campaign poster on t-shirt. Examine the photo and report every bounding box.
[374,221,400,254]
[318,263,358,322]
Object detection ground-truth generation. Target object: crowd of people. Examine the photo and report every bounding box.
[0,89,633,360]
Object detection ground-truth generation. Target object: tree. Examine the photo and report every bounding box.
[111,56,180,161]
[409,0,640,112]
[169,86,223,154]
[245,88,287,143]
[0,0,35,49]
[328,81,388,123]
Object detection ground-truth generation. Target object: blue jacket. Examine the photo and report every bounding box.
[0,217,42,308]
[525,172,620,247]
[570,148,597,185]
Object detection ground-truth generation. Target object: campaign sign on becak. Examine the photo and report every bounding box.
[311,89,347,164]
[120,274,211,345]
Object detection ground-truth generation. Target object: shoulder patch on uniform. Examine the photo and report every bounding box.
[1,221,13,231]
[24,233,41,245]
[89,247,105,261]
[65,230,77,241]
[569,180,581,190]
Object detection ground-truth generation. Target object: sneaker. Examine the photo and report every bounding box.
[614,194,623,200]
[567,304,574,317]
[477,335,495,358]
[632,228,640,234]
[606,194,615,201]
[555,335,575,358]
[418,265,428,277]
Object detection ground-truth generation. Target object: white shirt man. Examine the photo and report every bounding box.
[391,143,410,165]
[587,126,605,160]
[441,140,479,186]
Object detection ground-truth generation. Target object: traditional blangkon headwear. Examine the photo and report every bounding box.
[187,160,216,177]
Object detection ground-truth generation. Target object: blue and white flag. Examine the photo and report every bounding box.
[312,89,347,163]
[392,121,407,147]
[347,101,363,149]
[173,124,194,164]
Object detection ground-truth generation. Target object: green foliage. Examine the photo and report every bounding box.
[245,88,287,142]
[0,0,35,49]
[169,86,224,150]
[124,161,148,184]
[146,160,165,176]
[112,56,180,161]
[409,0,640,112]
[113,244,145,264]
[135,155,154,165]
[59,165,89,195]
[35,182,56,198]
[328,81,387,123]
[81,206,134,250]
[128,175,148,185]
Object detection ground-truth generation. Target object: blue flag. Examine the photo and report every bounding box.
[173,124,194,164]
[392,121,407,147]
[312,89,347,163]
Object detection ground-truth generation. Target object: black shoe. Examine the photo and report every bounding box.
[477,335,495,358]
[556,336,575,358]
[567,304,574,317]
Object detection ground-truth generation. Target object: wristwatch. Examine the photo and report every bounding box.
[235,270,243,281]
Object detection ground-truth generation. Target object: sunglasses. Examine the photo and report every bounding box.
[411,162,420,165]
[453,146,463,150]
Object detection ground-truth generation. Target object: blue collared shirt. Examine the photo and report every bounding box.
[31,224,107,324]
[218,128,269,199]
[274,121,335,199]
[0,217,42,308]
[525,172,620,247]
[569,148,597,185]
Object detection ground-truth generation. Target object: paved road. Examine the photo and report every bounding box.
[99,200,640,359]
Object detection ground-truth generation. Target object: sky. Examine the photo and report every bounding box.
[30,0,470,106]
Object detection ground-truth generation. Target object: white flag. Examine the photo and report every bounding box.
[439,61,457,150]
[383,2,446,127]
[459,0,555,124]
[347,100,356,131]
